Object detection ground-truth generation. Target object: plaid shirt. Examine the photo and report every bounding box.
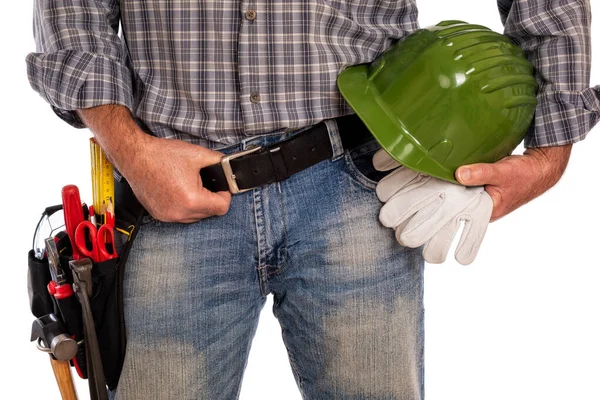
[27,0,599,149]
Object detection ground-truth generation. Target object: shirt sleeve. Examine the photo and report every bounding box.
[26,0,133,128]
[497,0,600,147]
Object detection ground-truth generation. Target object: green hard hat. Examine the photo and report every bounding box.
[337,20,537,183]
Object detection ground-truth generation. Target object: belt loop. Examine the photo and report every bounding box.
[324,119,344,161]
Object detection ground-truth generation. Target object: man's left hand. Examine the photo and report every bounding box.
[455,145,573,222]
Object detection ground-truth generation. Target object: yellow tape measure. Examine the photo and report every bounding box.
[90,138,115,220]
[100,153,114,214]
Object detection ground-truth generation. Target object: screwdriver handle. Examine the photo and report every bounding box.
[62,185,85,260]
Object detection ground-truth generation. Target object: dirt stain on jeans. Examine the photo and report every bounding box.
[321,295,423,399]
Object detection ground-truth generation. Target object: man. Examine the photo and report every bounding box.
[27,1,599,399]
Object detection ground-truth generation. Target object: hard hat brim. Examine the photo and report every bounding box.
[337,64,459,183]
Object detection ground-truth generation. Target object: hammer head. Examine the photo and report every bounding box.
[31,313,79,361]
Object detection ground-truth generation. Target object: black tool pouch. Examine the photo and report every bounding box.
[103,175,146,389]
[27,176,146,393]
[87,256,122,390]
[27,250,55,318]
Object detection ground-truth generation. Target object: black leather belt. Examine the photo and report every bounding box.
[201,114,372,193]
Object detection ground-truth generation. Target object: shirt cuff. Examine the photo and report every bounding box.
[26,50,134,129]
[525,86,600,148]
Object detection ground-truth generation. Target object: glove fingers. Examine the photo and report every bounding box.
[454,194,493,265]
[422,218,461,264]
[372,149,400,171]
[398,187,479,247]
[379,198,418,229]
[397,197,448,247]
[376,166,424,202]
[379,189,440,229]
[393,218,412,244]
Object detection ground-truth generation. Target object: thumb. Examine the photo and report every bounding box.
[195,146,225,167]
[456,163,498,186]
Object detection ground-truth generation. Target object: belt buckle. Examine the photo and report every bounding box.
[220,145,262,194]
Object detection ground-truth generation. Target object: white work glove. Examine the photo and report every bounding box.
[373,149,493,265]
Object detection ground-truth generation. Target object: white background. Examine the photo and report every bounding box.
[2,1,599,399]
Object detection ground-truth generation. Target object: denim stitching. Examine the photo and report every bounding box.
[280,329,307,398]
[267,182,289,278]
[252,187,270,296]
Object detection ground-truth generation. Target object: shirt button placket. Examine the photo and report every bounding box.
[239,2,269,130]
[246,8,259,106]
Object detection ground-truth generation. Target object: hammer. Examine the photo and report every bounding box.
[31,313,79,400]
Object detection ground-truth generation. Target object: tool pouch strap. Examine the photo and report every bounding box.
[104,174,147,390]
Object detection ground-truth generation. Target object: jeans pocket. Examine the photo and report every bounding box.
[342,139,389,191]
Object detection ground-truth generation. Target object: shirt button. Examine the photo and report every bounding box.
[245,9,257,21]
[250,92,261,103]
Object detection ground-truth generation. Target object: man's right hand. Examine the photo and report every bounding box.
[124,134,231,223]
[77,105,231,223]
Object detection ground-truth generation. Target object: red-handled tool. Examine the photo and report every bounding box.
[74,221,117,262]
[45,237,85,379]
[45,238,73,299]
[62,185,85,260]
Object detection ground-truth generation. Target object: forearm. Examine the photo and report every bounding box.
[523,144,572,184]
[77,105,148,178]
[457,143,573,221]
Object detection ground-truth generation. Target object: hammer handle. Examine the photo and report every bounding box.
[50,356,78,400]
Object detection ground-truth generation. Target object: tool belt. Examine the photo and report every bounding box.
[27,177,145,398]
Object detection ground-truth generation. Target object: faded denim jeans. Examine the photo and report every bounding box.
[114,121,425,400]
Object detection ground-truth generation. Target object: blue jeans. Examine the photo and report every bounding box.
[114,122,425,400]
